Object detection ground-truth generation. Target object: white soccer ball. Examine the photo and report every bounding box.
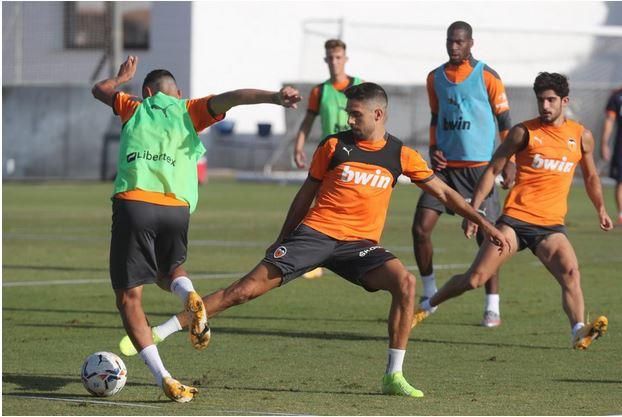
[81,351,127,397]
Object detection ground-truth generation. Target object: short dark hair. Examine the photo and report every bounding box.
[142,69,177,91]
[533,72,569,98]
[344,82,388,107]
[447,21,473,39]
[324,39,346,50]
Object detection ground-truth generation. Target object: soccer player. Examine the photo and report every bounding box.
[292,38,362,279]
[412,21,514,327]
[600,86,622,225]
[121,82,512,397]
[411,72,613,350]
[92,55,301,402]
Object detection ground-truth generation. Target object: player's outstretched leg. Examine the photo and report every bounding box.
[162,376,198,403]
[573,316,608,350]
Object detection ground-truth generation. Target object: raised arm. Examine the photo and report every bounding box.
[91,55,138,107]
[418,176,512,253]
[208,87,301,115]
[579,129,614,231]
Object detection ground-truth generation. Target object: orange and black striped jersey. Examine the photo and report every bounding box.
[306,76,357,114]
[503,118,585,226]
[427,56,511,167]
[112,92,224,206]
[302,131,434,243]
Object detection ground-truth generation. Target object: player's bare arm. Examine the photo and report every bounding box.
[579,128,614,231]
[418,176,512,253]
[209,86,302,115]
[465,124,528,237]
[498,129,517,189]
[600,112,616,161]
[293,112,318,168]
[268,177,321,251]
[91,55,138,107]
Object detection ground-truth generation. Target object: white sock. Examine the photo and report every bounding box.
[153,315,183,341]
[485,294,500,315]
[170,276,195,303]
[385,348,406,375]
[139,345,171,387]
[420,298,438,313]
[572,322,585,337]
[421,273,437,298]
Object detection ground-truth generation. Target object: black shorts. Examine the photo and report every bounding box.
[263,224,396,292]
[109,198,190,290]
[497,215,567,254]
[416,165,500,223]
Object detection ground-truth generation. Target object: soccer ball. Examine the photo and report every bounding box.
[81,351,127,397]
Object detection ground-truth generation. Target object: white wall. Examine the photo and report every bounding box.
[190,1,616,134]
[2,1,192,94]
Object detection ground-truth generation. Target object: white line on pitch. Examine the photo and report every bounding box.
[2,265,471,288]
[5,394,161,409]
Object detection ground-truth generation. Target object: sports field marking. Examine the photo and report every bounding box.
[2,264,472,288]
[5,394,161,409]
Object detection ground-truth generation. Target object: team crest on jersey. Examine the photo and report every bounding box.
[273,246,287,258]
[567,138,577,151]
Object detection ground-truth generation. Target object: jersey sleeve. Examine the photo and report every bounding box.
[401,146,435,183]
[186,95,226,133]
[306,85,322,115]
[308,138,338,181]
[113,92,142,124]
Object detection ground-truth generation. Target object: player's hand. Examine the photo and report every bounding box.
[294,147,307,169]
[117,55,138,84]
[599,210,614,231]
[430,149,447,171]
[500,160,516,189]
[481,223,512,254]
[463,219,479,239]
[278,86,301,109]
[601,144,611,161]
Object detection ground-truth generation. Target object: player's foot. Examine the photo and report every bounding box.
[119,328,162,357]
[162,376,198,403]
[411,306,432,329]
[303,267,323,279]
[381,372,424,397]
[186,291,211,350]
[573,316,608,350]
[481,311,502,328]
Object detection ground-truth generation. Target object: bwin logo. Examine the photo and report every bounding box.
[340,165,391,188]
[531,153,574,172]
[359,246,380,257]
[443,117,471,131]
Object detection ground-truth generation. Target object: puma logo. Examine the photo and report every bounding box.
[343,146,353,156]
[150,103,174,118]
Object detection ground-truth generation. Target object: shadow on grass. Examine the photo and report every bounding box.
[216,384,384,397]
[553,378,622,384]
[2,372,155,393]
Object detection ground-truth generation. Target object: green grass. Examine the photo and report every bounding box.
[3,179,621,415]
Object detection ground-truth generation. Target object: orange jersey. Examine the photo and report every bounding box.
[427,57,511,167]
[306,76,357,114]
[503,118,585,226]
[303,131,434,243]
[112,92,224,206]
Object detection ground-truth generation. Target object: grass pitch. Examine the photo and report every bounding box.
[3,179,621,415]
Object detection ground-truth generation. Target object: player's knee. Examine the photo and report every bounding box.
[227,282,255,306]
[467,271,489,290]
[397,272,416,298]
[412,222,432,243]
[560,265,581,288]
[115,289,141,311]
